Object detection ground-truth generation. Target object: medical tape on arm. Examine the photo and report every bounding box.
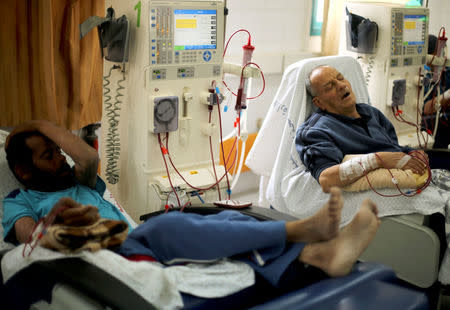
[395,154,411,169]
[339,153,378,181]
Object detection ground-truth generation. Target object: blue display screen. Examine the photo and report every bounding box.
[174,9,217,50]
[403,14,426,45]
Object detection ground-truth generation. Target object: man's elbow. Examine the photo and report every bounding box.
[86,153,100,179]
[90,152,100,169]
[83,148,100,171]
[76,152,100,188]
[87,146,100,163]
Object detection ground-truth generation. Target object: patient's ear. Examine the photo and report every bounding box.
[14,164,31,181]
[312,97,324,110]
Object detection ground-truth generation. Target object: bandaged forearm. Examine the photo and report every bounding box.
[339,153,378,181]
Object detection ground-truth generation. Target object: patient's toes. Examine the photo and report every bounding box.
[329,188,343,207]
[288,188,346,243]
[361,199,378,215]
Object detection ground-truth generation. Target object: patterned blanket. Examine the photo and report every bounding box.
[39,219,128,254]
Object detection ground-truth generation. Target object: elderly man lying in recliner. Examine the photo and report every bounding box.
[296,65,429,193]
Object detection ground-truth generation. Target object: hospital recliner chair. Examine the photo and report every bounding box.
[0,206,430,310]
[0,129,430,309]
[245,55,445,293]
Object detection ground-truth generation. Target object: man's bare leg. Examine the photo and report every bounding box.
[286,187,343,243]
[298,199,380,277]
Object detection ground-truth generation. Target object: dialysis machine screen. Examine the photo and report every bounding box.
[174,9,217,50]
[403,14,427,46]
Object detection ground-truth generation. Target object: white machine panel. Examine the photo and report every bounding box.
[102,0,228,220]
[149,4,223,80]
[390,9,428,66]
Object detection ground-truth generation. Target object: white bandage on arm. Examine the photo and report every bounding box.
[395,154,411,169]
[339,153,379,181]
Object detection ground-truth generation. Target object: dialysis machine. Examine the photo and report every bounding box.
[340,2,430,147]
[101,0,228,221]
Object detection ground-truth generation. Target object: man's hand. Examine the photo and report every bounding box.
[441,97,450,111]
[376,151,428,175]
[51,197,100,226]
[423,93,450,115]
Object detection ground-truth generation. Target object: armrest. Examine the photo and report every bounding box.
[2,257,157,310]
[249,262,429,310]
[37,258,157,310]
[359,215,441,288]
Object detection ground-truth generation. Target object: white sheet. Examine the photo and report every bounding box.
[2,245,255,309]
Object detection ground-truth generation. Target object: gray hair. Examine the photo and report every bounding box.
[305,72,316,97]
[305,65,328,97]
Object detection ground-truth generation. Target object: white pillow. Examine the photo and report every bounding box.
[0,130,18,250]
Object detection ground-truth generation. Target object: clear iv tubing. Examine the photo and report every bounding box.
[429,28,447,139]
[392,61,446,148]
[235,43,255,110]
[431,28,447,83]
[223,128,237,141]
[228,41,254,189]
[162,129,239,192]
[422,47,448,143]
[222,29,266,100]
[220,29,266,195]
[209,109,222,200]
[433,86,441,138]
[157,133,181,207]
[230,98,249,191]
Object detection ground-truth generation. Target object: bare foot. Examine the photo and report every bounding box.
[286,187,343,243]
[299,199,380,277]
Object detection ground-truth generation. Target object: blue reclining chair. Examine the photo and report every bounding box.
[0,205,429,310]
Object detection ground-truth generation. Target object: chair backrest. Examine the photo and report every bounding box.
[244,56,369,210]
[0,130,20,250]
[246,55,369,179]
